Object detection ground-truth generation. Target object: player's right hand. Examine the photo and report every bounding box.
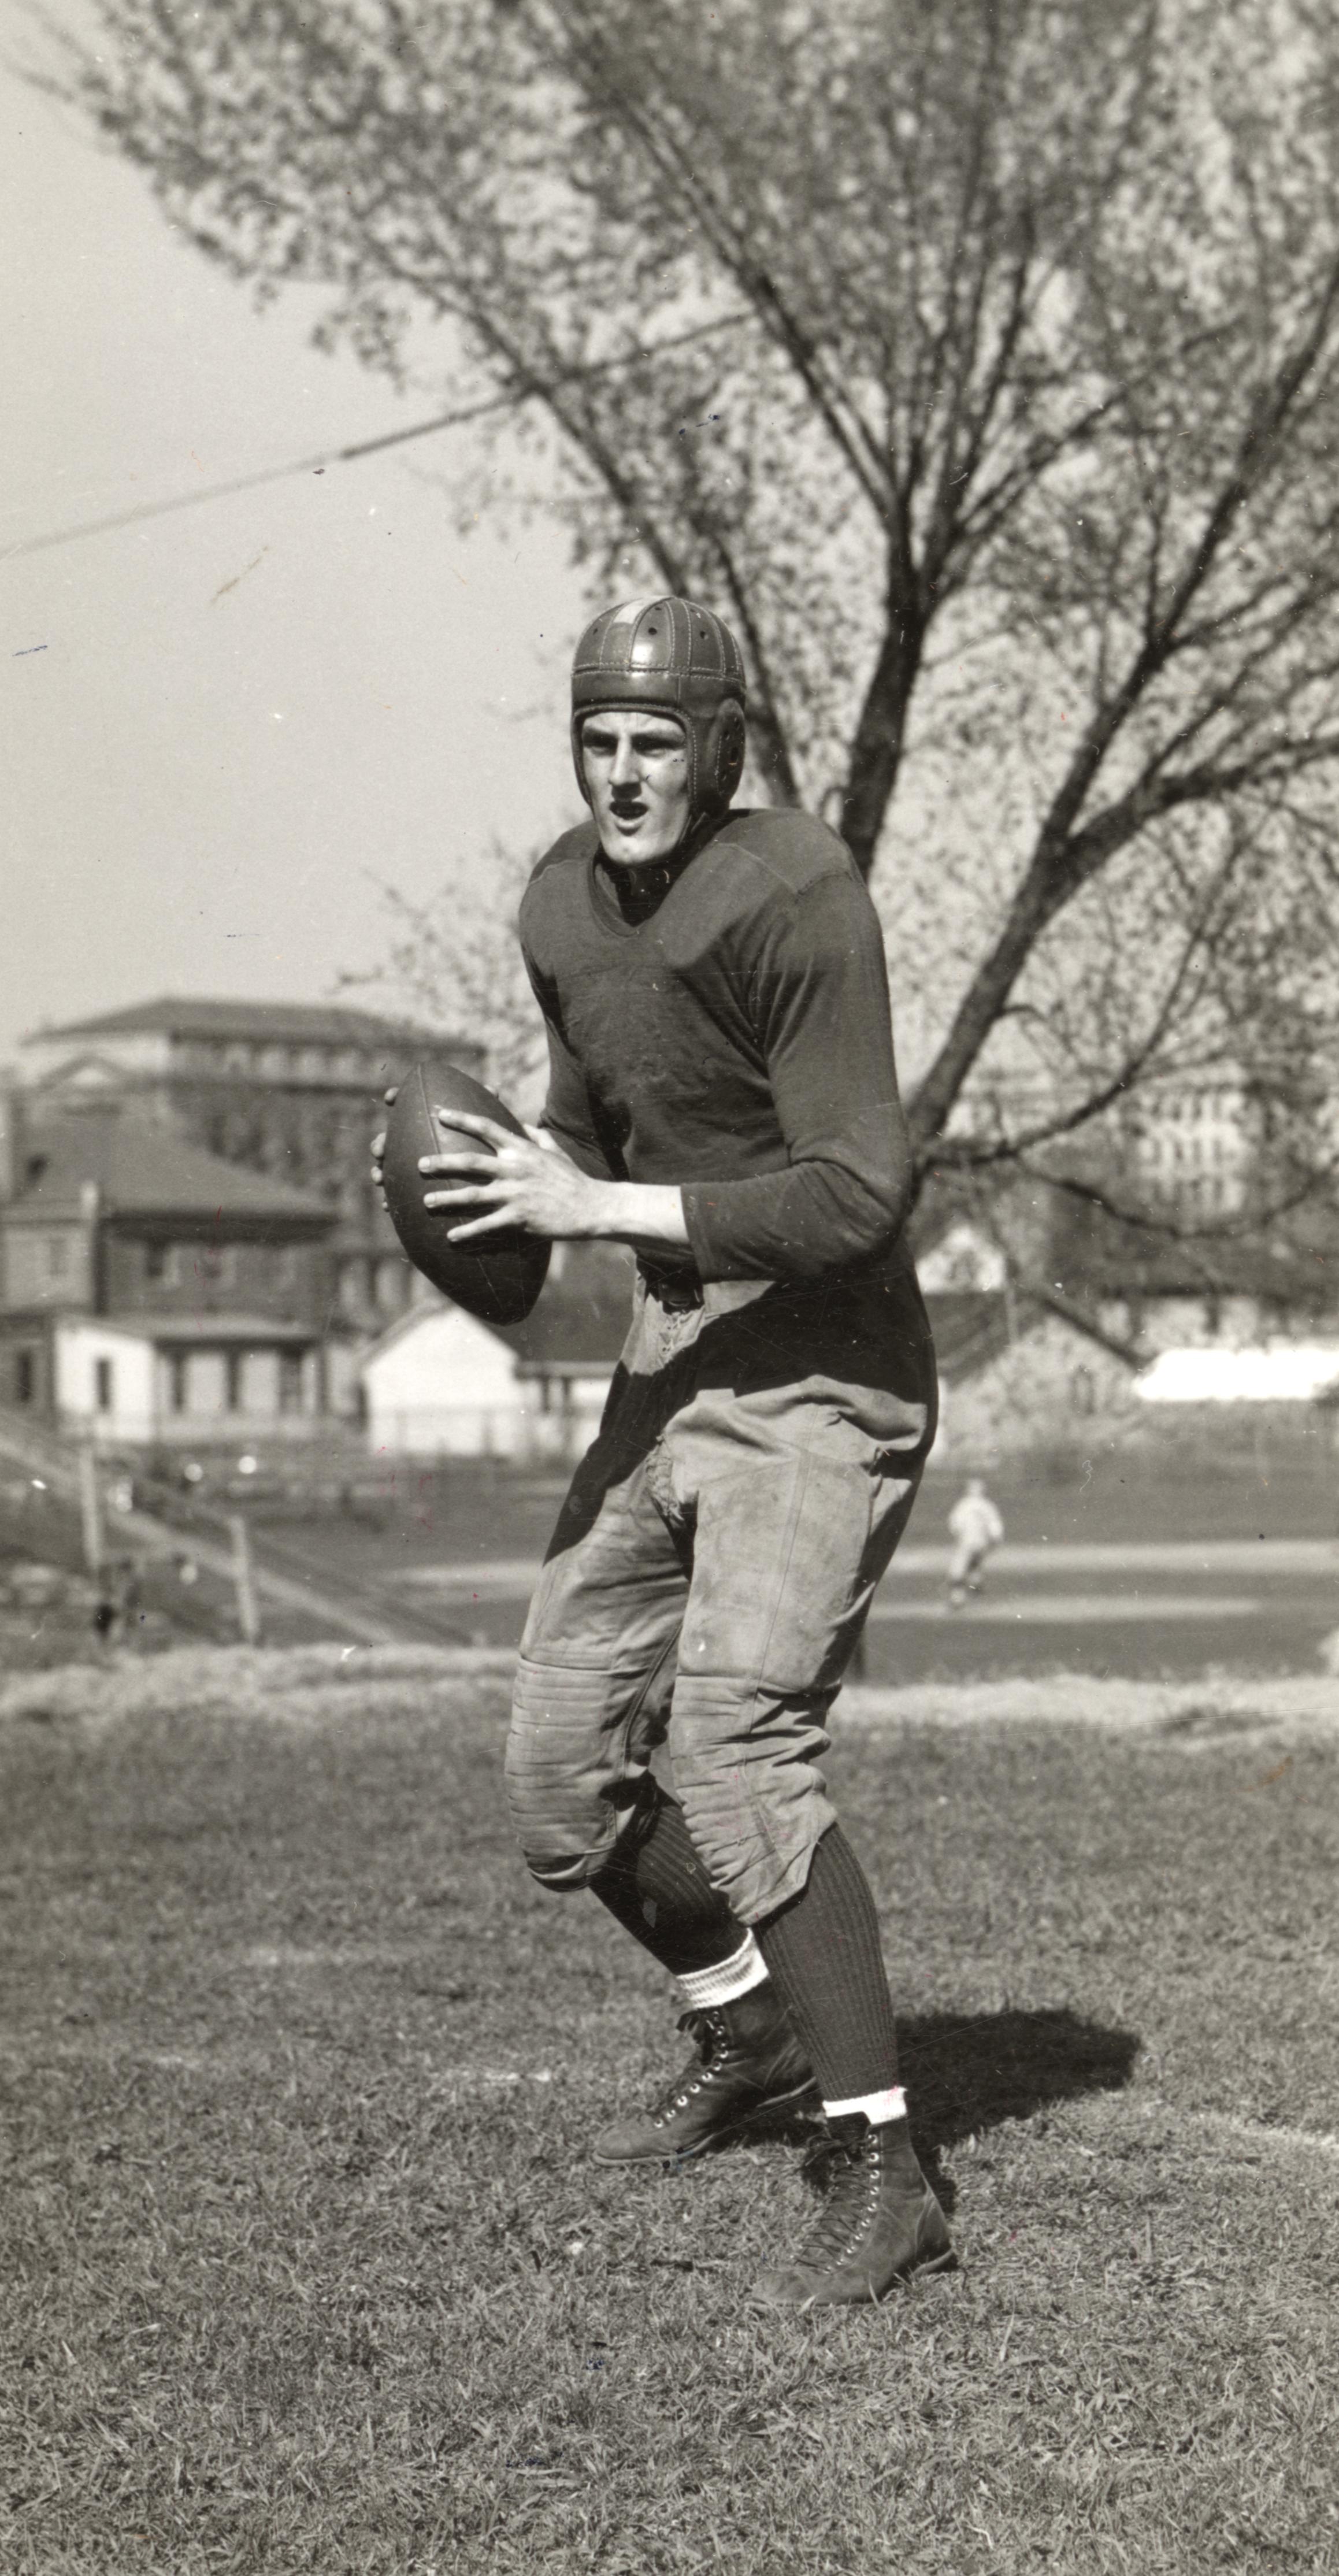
[370,1085,398,1207]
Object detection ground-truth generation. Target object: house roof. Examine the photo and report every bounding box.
[51,1311,318,1347]
[1052,1206,1339,1308]
[6,1106,333,1228]
[923,1290,1019,1380]
[25,994,469,1055]
[359,1243,637,1375]
[492,1243,636,1369]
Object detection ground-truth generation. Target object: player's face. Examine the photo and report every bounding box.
[580,710,691,865]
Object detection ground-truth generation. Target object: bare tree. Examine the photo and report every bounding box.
[55,0,1339,1217]
[339,848,549,1112]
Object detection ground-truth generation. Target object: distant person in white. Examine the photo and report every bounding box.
[947,1478,1004,1609]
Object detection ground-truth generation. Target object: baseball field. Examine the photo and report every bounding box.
[2,1644,1336,2575]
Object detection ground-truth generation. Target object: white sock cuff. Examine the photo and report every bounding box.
[676,1934,769,2010]
[823,2086,907,2127]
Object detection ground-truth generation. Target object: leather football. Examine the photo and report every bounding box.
[380,1060,551,1325]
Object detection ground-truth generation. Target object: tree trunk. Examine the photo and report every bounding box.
[839,581,925,877]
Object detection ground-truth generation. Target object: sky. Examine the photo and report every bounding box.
[2,16,594,1072]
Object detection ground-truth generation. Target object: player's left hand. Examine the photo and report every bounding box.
[419,1109,606,1242]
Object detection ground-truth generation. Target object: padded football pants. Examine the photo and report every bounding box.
[506,1267,937,1926]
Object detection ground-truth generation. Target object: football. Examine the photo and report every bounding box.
[380,1060,551,1325]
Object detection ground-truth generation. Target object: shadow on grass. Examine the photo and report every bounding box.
[901,2003,1140,2151]
[737,2005,1140,2214]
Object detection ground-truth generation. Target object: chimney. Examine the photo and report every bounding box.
[81,1179,106,1314]
[63,1094,123,1192]
[0,1070,25,1203]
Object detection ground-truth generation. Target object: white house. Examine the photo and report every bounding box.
[1136,1343,1339,1404]
[358,1242,633,1461]
[46,1313,325,1447]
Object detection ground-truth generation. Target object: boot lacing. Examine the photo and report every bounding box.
[792,2127,891,2270]
[648,2009,732,2131]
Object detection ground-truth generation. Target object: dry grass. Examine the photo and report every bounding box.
[841,1671,1339,1735]
[2,1651,1337,2575]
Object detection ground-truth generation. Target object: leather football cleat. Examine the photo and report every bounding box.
[592,1985,817,2165]
[750,2114,956,2308]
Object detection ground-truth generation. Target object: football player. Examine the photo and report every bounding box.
[399,598,952,2307]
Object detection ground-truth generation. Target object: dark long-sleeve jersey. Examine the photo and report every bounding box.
[519,806,920,1296]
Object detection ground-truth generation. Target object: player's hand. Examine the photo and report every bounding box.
[369,1086,398,1209]
[418,1109,607,1241]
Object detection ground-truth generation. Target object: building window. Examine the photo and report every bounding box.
[377,1257,408,1312]
[95,1358,114,1413]
[47,1236,70,1281]
[145,1241,180,1287]
[193,1244,235,1289]
[225,1352,243,1411]
[169,1354,188,1413]
[279,1351,305,1414]
[14,1350,35,1405]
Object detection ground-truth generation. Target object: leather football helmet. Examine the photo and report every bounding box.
[570,595,747,826]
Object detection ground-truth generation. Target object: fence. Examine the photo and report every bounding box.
[365,1401,606,1465]
[0,1404,476,1651]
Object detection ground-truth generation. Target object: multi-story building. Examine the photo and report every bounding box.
[954,1050,1338,1237]
[17,996,483,1409]
[1120,1074,1257,1220]
[0,1094,337,1445]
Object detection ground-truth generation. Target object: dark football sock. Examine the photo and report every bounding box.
[590,1785,745,1977]
[754,1825,899,2104]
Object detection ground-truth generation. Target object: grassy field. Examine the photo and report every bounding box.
[2,1646,1337,2576]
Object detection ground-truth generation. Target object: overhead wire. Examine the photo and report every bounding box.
[6,312,750,562]
[6,395,511,562]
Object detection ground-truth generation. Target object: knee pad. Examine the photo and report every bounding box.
[668,1677,838,1926]
[505,1656,639,1890]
